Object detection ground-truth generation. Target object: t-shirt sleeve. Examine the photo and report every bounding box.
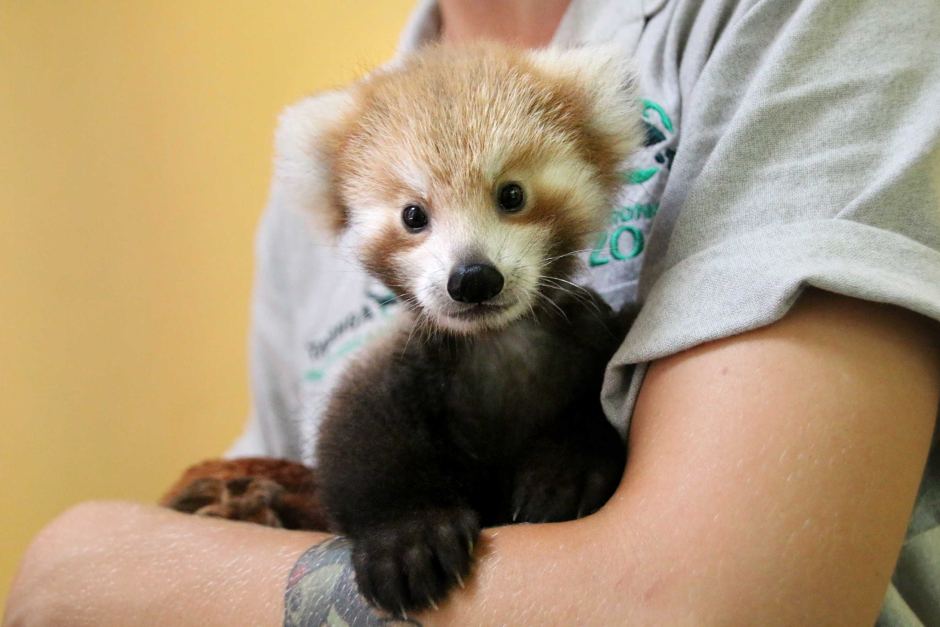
[603,0,940,426]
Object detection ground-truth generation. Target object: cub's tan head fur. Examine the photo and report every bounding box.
[276,42,641,333]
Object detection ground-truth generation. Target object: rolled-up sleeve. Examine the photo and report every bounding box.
[607,0,940,378]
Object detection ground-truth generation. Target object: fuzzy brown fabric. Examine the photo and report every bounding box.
[161,457,328,531]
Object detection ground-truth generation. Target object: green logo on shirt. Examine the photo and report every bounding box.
[589,203,659,266]
[589,99,673,268]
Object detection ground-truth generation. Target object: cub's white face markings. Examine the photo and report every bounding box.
[387,204,552,333]
[535,156,606,228]
[345,150,608,334]
[348,203,396,244]
[391,153,431,203]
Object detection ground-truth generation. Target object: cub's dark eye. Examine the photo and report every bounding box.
[497,182,525,212]
[401,204,429,231]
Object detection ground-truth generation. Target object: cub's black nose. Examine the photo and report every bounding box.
[447,263,504,303]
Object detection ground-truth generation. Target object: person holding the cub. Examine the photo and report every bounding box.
[7,0,940,625]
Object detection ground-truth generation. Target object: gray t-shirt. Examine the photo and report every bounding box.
[229,0,940,622]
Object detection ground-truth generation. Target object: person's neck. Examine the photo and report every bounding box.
[439,0,571,48]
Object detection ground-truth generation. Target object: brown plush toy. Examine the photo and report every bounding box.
[160,457,328,531]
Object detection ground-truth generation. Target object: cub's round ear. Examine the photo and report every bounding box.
[274,89,358,235]
[526,45,643,164]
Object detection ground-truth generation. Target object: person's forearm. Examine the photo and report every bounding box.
[4,502,324,627]
[427,291,940,625]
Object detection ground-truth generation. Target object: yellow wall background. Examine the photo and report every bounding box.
[0,0,415,610]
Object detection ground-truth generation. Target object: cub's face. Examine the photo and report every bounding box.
[277,44,640,334]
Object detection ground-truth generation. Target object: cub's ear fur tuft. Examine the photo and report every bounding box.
[526,45,643,165]
[274,89,357,235]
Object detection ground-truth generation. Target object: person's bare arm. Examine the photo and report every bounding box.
[6,291,937,626]
[4,502,325,627]
[426,290,939,625]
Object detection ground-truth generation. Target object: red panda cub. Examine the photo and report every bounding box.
[278,43,642,615]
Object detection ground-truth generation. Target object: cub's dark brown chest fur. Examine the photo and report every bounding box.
[316,291,627,613]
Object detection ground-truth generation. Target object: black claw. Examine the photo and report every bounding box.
[373,555,408,612]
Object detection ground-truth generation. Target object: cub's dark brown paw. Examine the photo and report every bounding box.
[351,507,479,616]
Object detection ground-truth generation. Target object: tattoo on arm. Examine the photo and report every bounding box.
[284,537,422,627]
